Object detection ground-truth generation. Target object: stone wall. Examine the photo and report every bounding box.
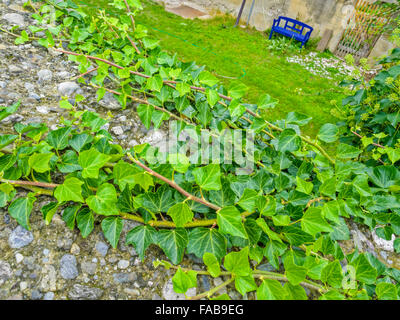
[176,0,396,59]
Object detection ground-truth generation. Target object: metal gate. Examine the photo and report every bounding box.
[335,0,396,62]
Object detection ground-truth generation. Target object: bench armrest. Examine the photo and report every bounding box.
[272,19,279,27]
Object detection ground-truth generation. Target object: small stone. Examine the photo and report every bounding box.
[70,243,80,255]
[81,261,97,275]
[8,226,34,249]
[68,284,103,300]
[24,82,35,92]
[8,65,22,74]
[36,106,49,114]
[0,81,6,89]
[124,288,140,296]
[95,241,109,257]
[57,71,72,79]
[2,13,25,26]
[31,290,42,300]
[152,294,162,300]
[60,254,78,280]
[29,92,41,101]
[98,91,121,110]
[15,253,24,264]
[0,261,12,281]
[19,281,28,291]
[43,249,50,256]
[118,260,129,269]
[128,139,139,147]
[58,81,81,97]
[372,229,395,252]
[111,126,124,136]
[37,69,53,83]
[43,292,55,300]
[40,265,57,291]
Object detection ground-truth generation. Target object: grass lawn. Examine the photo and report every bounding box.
[78,0,345,137]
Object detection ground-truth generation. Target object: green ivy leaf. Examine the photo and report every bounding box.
[167,153,190,173]
[167,202,193,228]
[172,267,197,294]
[284,283,308,300]
[258,94,278,110]
[336,143,362,159]
[62,205,81,230]
[318,124,339,143]
[137,104,154,130]
[101,216,124,249]
[235,275,257,296]
[41,201,59,226]
[28,152,54,173]
[375,282,398,300]
[301,207,333,237]
[203,252,221,277]
[192,164,221,191]
[257,279,286,300]
[187,228,227,261]
[86,183,119,216]
[54,177,84,203]
[217,206,247,239]
[46,127,72,150]
[157,228,188,265]
[78,148,111,179]
[8,195,36,230]
[278,129,301,153]
[76,208,94,238]
[228,81,248,99]
[198,71,219,87]
[321,260,343,288]
[126,225,157,261]
[349,253,377,285]
[224,247,251,276]
[0,134,18,150]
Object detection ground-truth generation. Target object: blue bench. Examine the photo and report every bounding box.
[269,16,313,48]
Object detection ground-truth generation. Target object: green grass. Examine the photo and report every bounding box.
[78,0,345,137]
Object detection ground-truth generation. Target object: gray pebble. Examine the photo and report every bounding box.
[59,254,78,280]
[8,226,34,249]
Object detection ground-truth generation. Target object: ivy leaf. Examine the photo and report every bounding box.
[237,188,259,213]
[205,88,220,107]
[101,216,124,249]
[282,226,314,246]
[257,279,286,300]
[301,207,333,237]
[278,129,301,153]
[167,202,193,227]
[167,153,190,173]
[0,101,20,122]
[321,260,343,288]
[62,205,81,230]
[192,164,221,191]
[283,254,308,286]
[258,94,278,110]
[172,267,197,294]
[198,71,219,87]
[41,202,59,226]
[235,275,257,296]
[8,195,36,230]
[285,112,312,126]
[69,133,93,152]
[203,252,221,277]
[318,124,339,143]
[28,152,54,173]
[319,177,336,199]
[86,183,119,216]
[78,148,111,179]
[175,82,191,97]
[296,176,313,195]
[284,283,308,300]
[375,282,398,300]
[126,225,157,261]
[256,196,276,217]
[137,104,154,130]
[319,290,345,300]
[349,253,377,285]
[0,134,18,150]
[76,208,94,238]
[224,247,251,276]
[146,74,163,92]
[46,127,72,150]
[113,160,141,191]
[336,143,362,159]
[157,228,188,265]
[256,218,283,243]
[187,228,227,261]
[54,177,84,203]
[228,81,248,99]
[217,206,247,239]
[57,150,82,173]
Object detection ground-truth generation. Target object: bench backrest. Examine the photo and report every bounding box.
[276,16,313,36]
